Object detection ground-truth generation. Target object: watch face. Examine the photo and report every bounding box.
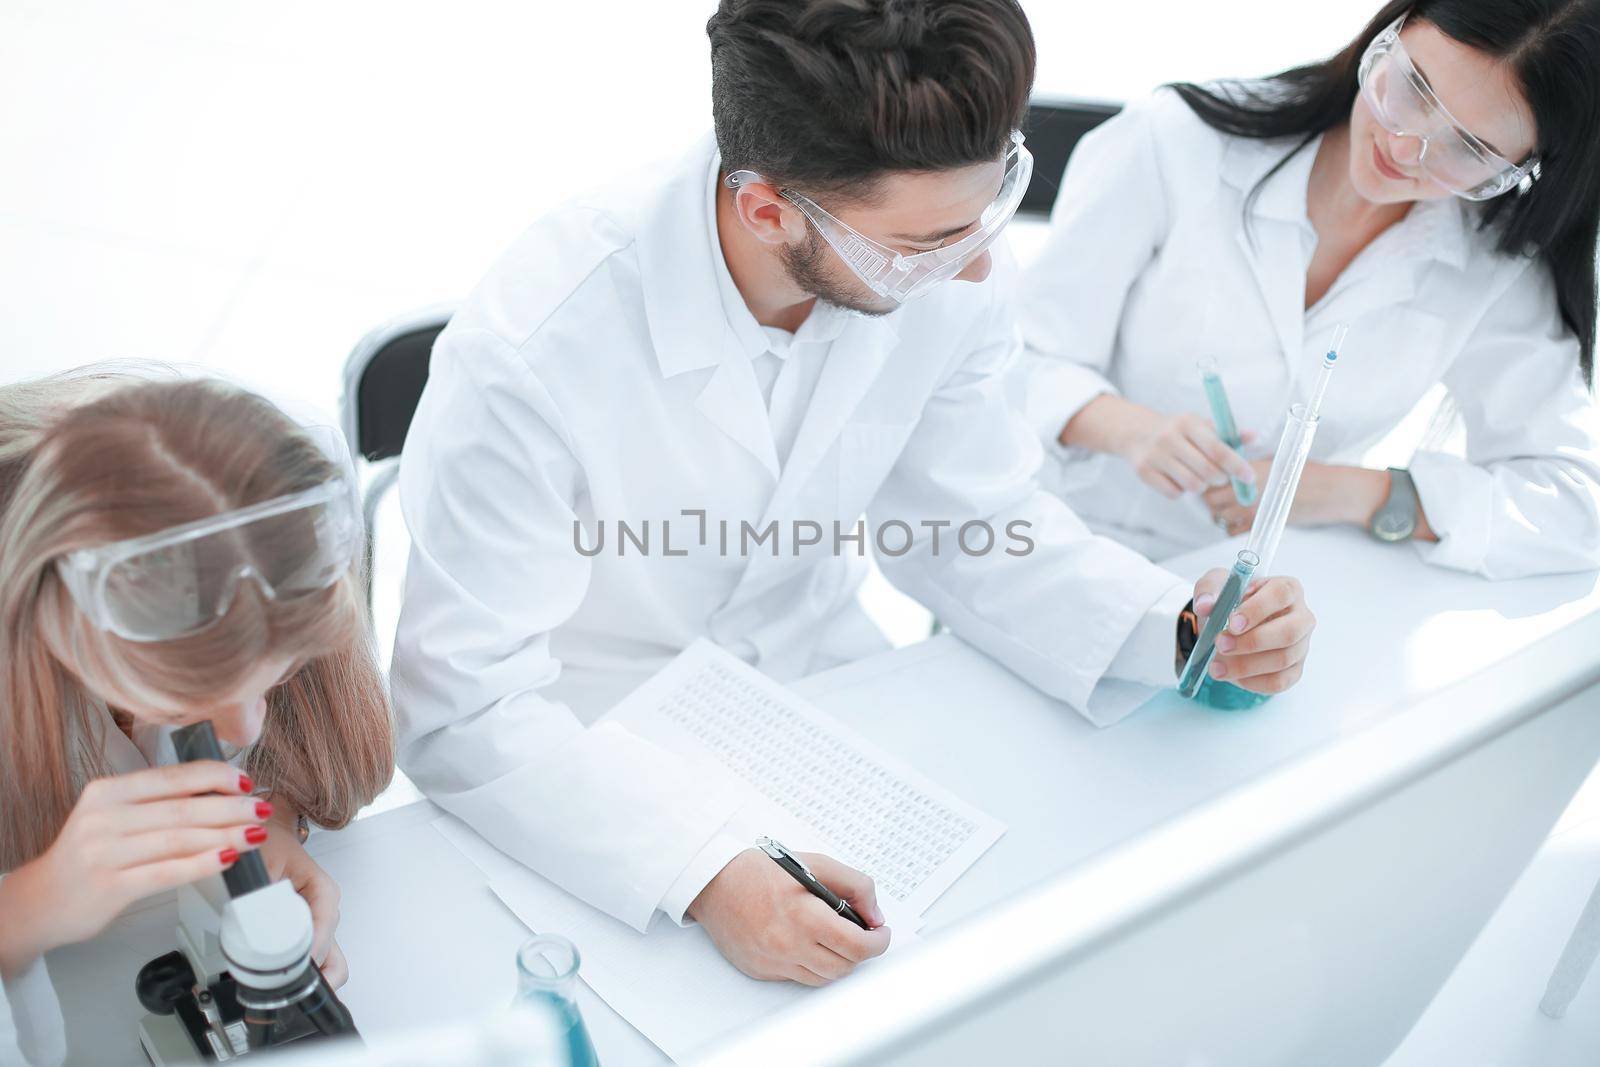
[1373,511,1415,542]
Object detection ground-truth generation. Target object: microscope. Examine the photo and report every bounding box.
[135,722,360,1063]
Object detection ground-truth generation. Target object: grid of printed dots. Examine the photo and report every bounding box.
[663,664,978,902]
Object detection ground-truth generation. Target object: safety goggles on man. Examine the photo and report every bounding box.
[1357,15,1540,201]
[56,452,361,644]
[725,130,1033,303]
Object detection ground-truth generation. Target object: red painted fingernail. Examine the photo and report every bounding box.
[238,774,254,793]
[220,848,239,866]
[245,826,268,845]
[255,801,273,820]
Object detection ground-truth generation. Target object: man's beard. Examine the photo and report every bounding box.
[779,228,897,318]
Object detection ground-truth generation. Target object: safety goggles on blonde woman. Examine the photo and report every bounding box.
[55,431,362,642]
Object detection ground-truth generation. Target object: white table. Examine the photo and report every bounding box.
[47,528,1600,1064]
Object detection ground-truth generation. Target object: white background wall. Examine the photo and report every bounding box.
[0,0,1380,411]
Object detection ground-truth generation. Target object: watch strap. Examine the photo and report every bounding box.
[1175,597,1199,678]
[1372,467,1419,540]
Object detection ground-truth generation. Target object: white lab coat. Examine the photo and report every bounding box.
[1,711,174,1067]
[390,134,1191,936]
[0,942,63,1067]
[1020,88,1600,577]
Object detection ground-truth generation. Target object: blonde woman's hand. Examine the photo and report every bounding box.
[258,816,346,987]
[0,761,267,978]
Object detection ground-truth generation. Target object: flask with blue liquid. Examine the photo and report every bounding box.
[513,935,600,1067]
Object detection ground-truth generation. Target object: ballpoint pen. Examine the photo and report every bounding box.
[757,837,871,931]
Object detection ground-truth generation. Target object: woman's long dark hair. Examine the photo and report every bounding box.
[1171,0,1600,384]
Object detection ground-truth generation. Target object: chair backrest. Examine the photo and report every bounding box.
[341,305,455,464]
[1020,98,1122,219]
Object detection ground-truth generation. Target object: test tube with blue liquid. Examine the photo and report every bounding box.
[1197,358,1256,507]
[1177,324,1348,705]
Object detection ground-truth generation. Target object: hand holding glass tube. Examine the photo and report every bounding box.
[1197,358,1257,508]
[1177,325,1347,700]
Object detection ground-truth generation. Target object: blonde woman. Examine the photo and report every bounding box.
[0,373,393,1066]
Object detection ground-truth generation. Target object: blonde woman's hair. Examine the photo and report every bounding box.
[0,370,394,870]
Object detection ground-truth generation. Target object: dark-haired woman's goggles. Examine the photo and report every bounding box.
[1358,15,1540,201]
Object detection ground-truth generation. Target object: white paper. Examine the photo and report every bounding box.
[427,642,1001,1061]
[430,816,919,1063]
[602,639,1006,916]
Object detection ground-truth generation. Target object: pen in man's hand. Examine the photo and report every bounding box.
[756,836,872,931]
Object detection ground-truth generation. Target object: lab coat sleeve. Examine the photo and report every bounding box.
[875,282,1189,727]
[1409,266,1600,579]
[1017,93,1173,449]
[0,877,66,1067]
[390,327,746,932]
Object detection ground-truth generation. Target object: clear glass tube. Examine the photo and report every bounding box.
[1197,358,1256,507]
[513,935,599,1067]
[1177,549,1259,699]
[1245,403,1320,576]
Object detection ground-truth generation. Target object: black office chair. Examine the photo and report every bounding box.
[339,304,454,612]
[1019,98,1123,219]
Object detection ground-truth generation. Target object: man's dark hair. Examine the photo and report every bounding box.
[707,0,1036,200]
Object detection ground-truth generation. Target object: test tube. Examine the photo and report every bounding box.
[1177,327,1345,703]
[1176,548,1258,699]
[1245,402,1320,576]
[1176,402,1323,698]
[1196,358,1256,507]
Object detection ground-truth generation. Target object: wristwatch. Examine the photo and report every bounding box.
[1370,467,1418,542]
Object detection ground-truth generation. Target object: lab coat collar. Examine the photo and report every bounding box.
[1221,130,1474,361]
[1397,196,1472,273]
[636,134,901,485]
[1222,134,1319,362]
[1221,133,1320,225]
[636,134,739,380]
[635,134,780,477]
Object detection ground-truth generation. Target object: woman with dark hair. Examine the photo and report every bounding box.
[1020,0,1600,579]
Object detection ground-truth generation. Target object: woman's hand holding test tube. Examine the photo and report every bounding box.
[1179,324,1346,698]
[1062,395,1259,500]
[1188,568,1316,692]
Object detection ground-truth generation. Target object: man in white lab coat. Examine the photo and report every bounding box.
[392,0,1315,985]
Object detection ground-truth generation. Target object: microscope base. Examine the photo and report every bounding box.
[138,1013,209,1066]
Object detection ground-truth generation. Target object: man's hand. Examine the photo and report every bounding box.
[688,849,890,986]
[1191,570,1316,694]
